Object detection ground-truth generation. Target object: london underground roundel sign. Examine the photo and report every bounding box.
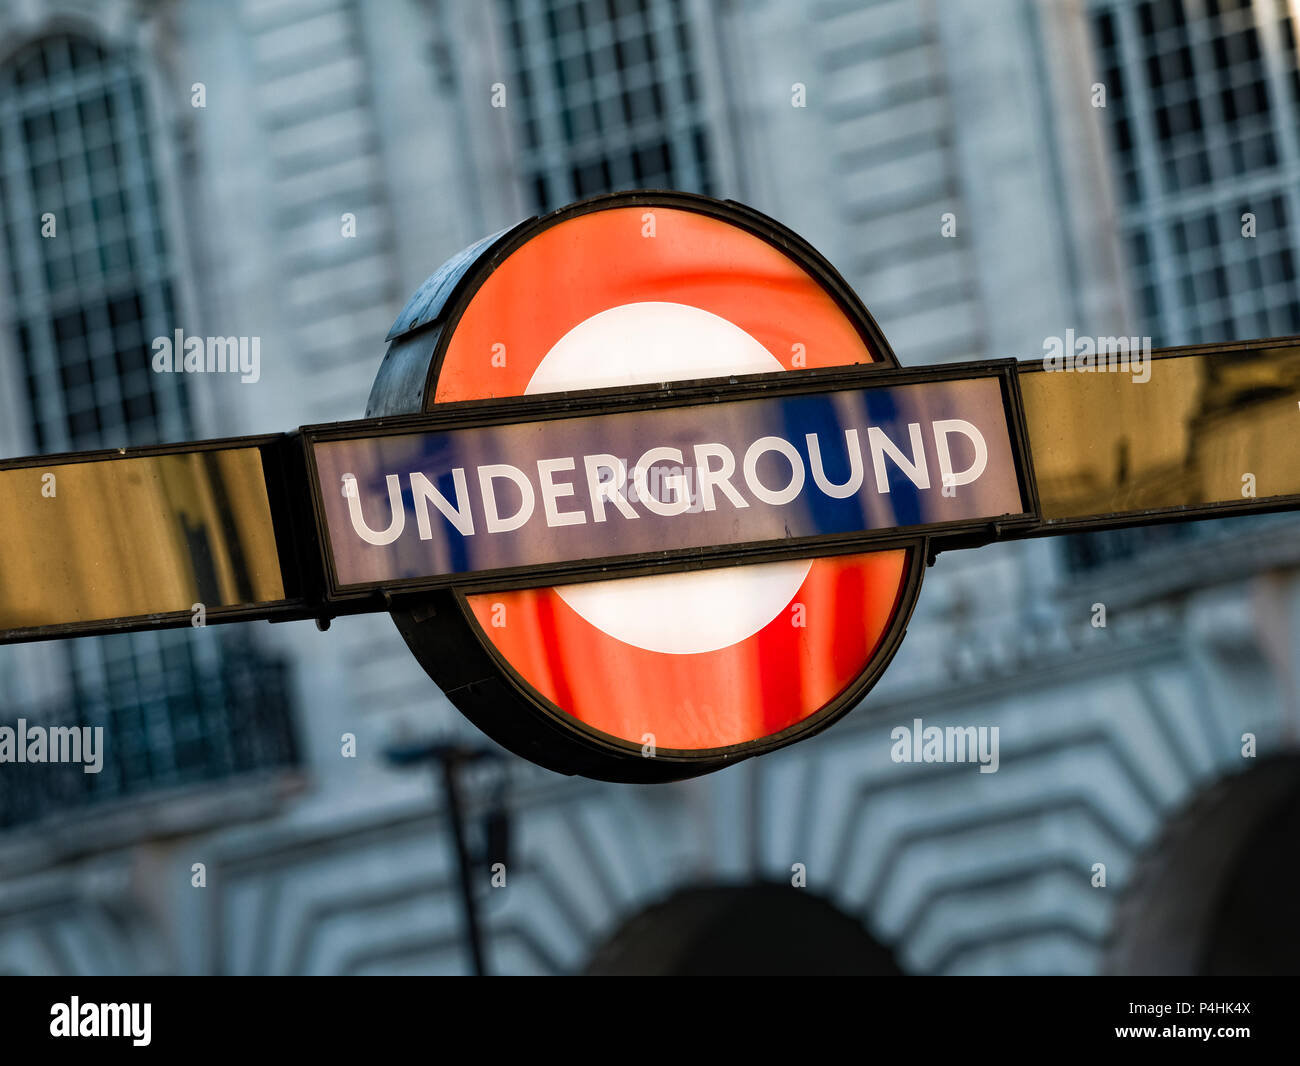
[368,192,924,782]
[6,194,1291,779]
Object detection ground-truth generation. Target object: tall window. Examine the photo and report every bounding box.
[500,0,714,211]
[0,34,189,451]
[0,35,295,825]
[1090,0,1300,346]
[1065,0,1300,573]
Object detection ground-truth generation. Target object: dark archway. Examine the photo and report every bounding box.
[1105,753,1300,975]
[583,882,904,976]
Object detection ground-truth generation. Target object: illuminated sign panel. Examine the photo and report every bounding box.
[309,372,1027,593]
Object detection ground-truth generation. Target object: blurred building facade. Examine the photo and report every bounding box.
[1,0,1298,975]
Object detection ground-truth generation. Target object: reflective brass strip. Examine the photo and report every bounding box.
[0,447,286,630]
[1020,341,1300,521]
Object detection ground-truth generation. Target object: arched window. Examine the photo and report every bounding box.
[0,33,190,452]
[0,34,296,823]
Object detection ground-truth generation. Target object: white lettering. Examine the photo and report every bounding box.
[743,436,804,506]
[867,423,929,493]
[345,473,405,545]
[693,442,748,511]
[537,457,586,527]
[634,447,691,516]
[933,419,988,489]
[584,454,638,521]
[479,464,535,533]
[411,469,474,538]
[807,429,864,498]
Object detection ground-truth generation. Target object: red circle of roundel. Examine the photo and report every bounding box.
[434,205,910,751]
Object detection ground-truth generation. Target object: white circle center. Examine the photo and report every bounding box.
[525,302,811,655]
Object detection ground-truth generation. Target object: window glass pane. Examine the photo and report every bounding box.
[500,0,712,211]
